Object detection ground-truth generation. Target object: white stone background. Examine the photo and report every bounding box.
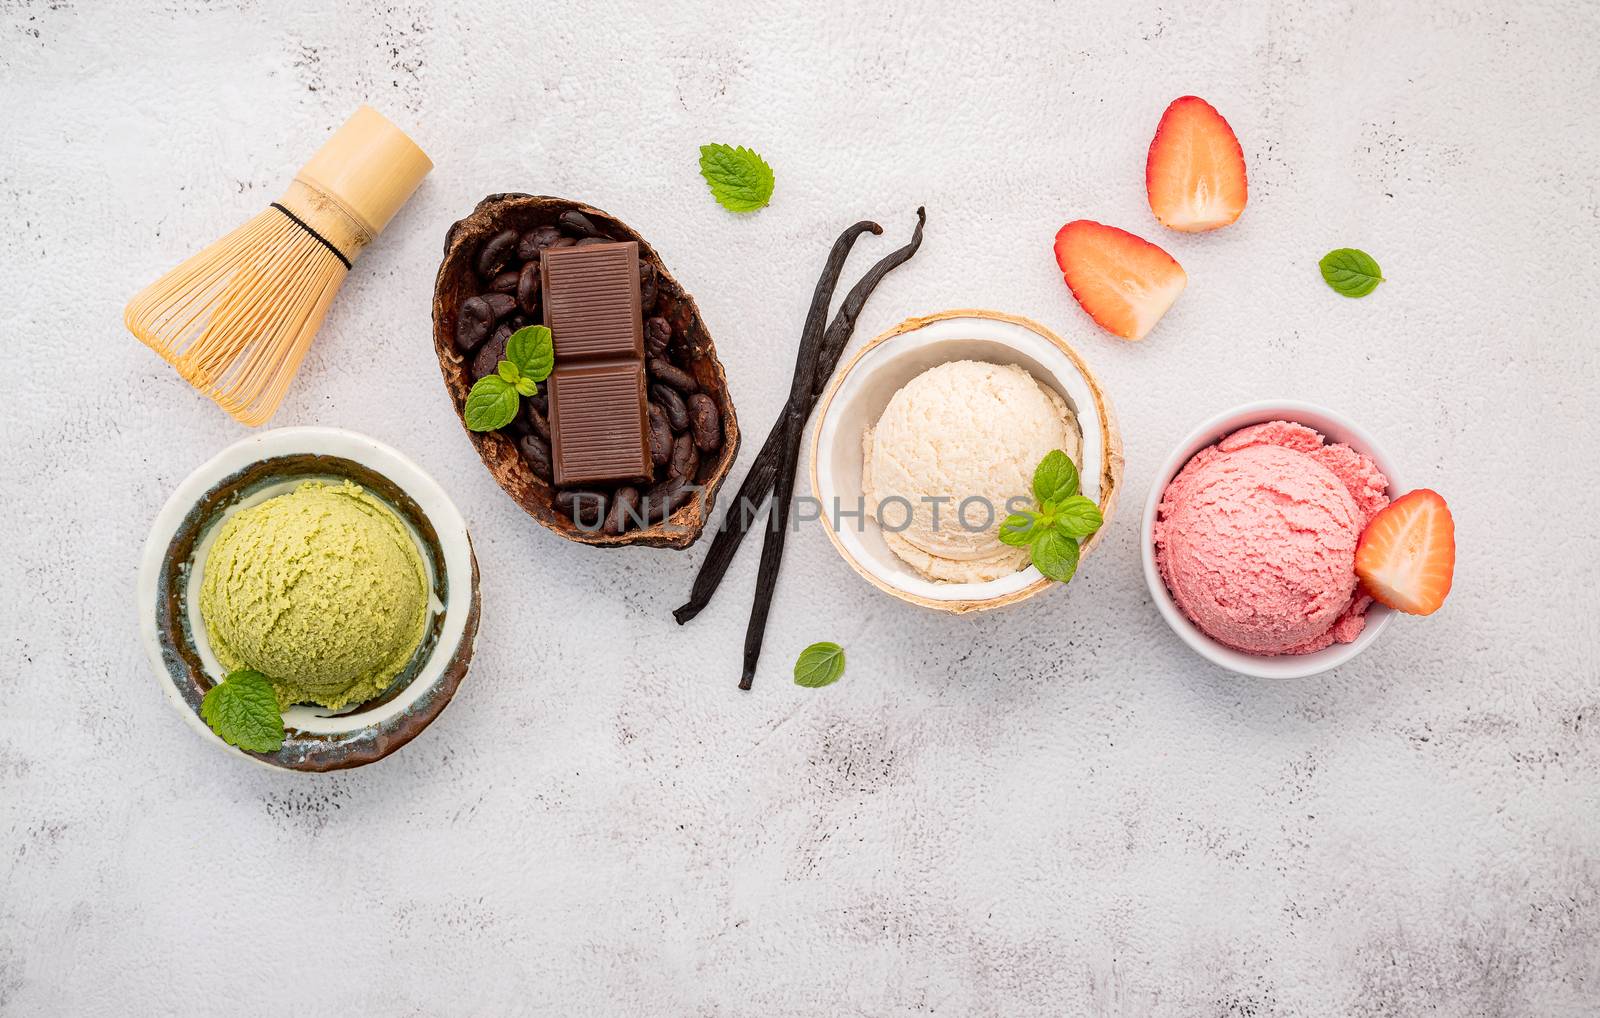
[2,0,1597,1014]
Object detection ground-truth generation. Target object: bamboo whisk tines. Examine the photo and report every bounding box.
[123,106,431,426]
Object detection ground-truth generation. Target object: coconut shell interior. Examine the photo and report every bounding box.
[432,194,740,549]
[808,308,1124,614]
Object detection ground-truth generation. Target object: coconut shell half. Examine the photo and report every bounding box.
[432,194,740,549]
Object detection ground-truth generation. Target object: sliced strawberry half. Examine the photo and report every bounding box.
[1355,489,1456,616]
[1052,220,1187,341]
[1146,96,1248,232]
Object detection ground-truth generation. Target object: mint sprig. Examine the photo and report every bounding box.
[199,669,285,753]
[793,642,846,688]
[1319,248,1385,298]
[998,450,1104,584]
[698,144,775,213]
[464,325,555,432]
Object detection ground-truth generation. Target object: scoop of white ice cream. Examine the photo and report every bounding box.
[862,360,1081,583]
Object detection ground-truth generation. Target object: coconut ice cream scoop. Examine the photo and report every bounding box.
[863,360,1081,582]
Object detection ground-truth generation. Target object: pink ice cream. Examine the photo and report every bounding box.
[1154,421,1390,656]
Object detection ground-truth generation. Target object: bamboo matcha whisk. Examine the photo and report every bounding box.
[125,106,432,426]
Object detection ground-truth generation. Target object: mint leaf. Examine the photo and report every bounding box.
[1319,248,1384,298]
[698,143,775,213]
[1052,496,1103,539]
[496,360,520,384]
[506,325,554,382]
[998,511,1042,547]
[1009,451,1096,584]
[464,375,520,432]
[793,642,845,688]
[514,376,539,398]
[199,669,285,753]
[1032,450,1080,504]
[1030,529,1082,584]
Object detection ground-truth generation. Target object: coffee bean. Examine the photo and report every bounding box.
[488,269,520,294]
[516,225,562,261]
[669,431,699,482]
[516,262,540,315]
[645,317,671,359]
[477,291,517,322]
[525,390,548,415]
[549,236,576,250]
[518,434,552,480]
[472,324,512,380]
[477,229,518,277]
[455,296,494,352]
[687,393,721,451]
[641,477,695,524]
[647,403,672,467]
[639,260,658,312]
[558,210,601,238]
[574,236,613,247]
[651,384,688,431]
[464,296,518,367]
[556,489,608,529]
[525,401,550,440]
[648,358,698,394]
[603,486,641,535]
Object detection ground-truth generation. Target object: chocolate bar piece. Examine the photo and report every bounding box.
[542,241,651,486]
[547,361,650,486]
[541,242,644,361]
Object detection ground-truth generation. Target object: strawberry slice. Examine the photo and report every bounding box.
[1355,489,1456,616]
[1052,220,1186,341]
[1146,96,1248,232]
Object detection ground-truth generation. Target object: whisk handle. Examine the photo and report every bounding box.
[278,106,432,264]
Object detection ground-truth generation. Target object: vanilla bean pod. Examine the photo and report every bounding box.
[674,208,926,629]
[739,396,809,689]
[670,217,878,618]
[808,207,925,399]
[735,209,928,688]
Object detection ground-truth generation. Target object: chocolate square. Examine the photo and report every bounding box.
[547,361,651,487]
[540,242,644,361]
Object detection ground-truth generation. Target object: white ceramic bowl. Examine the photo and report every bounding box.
[811,309,1123,613]
[1140,401,1399,679]
[138,427,480,770]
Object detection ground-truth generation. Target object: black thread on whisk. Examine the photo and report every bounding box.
[269,202,352,269]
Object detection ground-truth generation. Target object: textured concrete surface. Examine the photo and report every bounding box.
[2,1,1598,1015]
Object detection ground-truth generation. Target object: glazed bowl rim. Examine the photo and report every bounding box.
[137,425,477,770]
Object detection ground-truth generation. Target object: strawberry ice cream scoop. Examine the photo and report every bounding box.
[1154,421,1390,656]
